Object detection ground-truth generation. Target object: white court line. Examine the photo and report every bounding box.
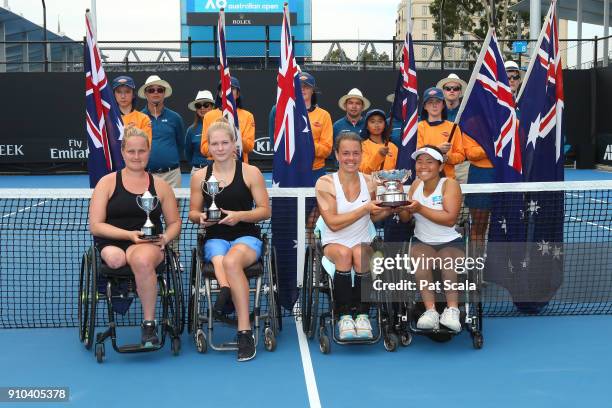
[565,192,609,205]
[568,216,612,231]
[294,317,321,408]
[1,200,48,219]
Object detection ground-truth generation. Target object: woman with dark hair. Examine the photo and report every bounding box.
[398,145,464,332]
[200,76,255,163]
[185,90,214,174]
[416,87,465,179]
[359,109,397,174]
[316,132,391,340]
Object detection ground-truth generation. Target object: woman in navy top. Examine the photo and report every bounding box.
[185,90,215,173]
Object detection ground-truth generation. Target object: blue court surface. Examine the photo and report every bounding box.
[1,168,611,407]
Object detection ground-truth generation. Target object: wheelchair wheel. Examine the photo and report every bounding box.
[85,247,98,350]
[95,343,105,363]
[195,328,207,353]
[187,249,197,334]
[300,246,314,337]
[384,332,399,352]
[264,327,277,352]
[270,246,282,333]
[78,249,90,344]
[166,250,184,336]
[191,250,203,336]
[472,332,484,349]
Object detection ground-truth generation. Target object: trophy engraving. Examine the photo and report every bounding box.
[201,174,225,222]
[372,169,412,207]
[136,191,160,238]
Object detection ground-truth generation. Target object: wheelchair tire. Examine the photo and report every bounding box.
[171,337,181,356]
[166,250,185,336]
[300,246,314,338]
[319,334,330,354]
[270,246,282,333]
[78,250,90,344]
[95,343,105,363]
[195,329,207,353]
[85,247,98,351]
[264,327,276,352]
[472,332,484,349]
[400,332,412,347]
[384,332,399,352]
[187,249,197,335]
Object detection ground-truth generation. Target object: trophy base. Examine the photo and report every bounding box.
[141,226,159,240]
[377,193,410,208]
[207,209,222,222]
[141,234,161,241]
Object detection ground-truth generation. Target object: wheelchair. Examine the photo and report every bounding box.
[391,220,484,349]
[78,244,185,363]
[187,231,281,354]
[300,217,400,354]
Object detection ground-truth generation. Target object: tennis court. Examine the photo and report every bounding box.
[1,168,611,407]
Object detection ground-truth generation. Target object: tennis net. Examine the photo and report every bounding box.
[1,180,611,329]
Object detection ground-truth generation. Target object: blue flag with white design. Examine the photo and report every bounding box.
[85,11,124,188]
[271,4,315,310]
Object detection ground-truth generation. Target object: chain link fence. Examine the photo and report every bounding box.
[0,37,609,73]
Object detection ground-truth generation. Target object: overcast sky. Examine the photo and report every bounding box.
[3,0,606,63]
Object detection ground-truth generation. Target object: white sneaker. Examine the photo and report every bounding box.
[337,315,357,340]
[439,307,462,332]
[416,308,440,330]
[354,314,373,339]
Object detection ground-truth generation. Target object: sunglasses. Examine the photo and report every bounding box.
[507,74,520,81]
[195,102,213,109]
[443,86,461,92]
[146,87,165,94]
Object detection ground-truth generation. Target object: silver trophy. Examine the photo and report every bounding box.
[373,169,412,207]
[201,174,225,222]
[136,190,160,238]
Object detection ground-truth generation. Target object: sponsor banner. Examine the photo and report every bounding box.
[187,12,297,26]
[596,133,612,165]
[0,137,88,163]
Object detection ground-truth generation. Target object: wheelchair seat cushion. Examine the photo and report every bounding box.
[100,262,165,278]
[202,260,264,280]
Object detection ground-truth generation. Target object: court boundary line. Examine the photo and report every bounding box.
[294,317,321,408]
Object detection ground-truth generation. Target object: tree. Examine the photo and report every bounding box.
[430,0,530,58]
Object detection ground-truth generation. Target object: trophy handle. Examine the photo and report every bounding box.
[152,196,160,210]
[136,195,144,211]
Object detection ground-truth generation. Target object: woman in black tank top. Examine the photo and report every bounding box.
[189,119,270,361]
[89,127,181,346]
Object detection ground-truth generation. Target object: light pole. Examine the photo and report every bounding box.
[42,0,47,72]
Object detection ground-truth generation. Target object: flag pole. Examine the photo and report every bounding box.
[516,1,555,102]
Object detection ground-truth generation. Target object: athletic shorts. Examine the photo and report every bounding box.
[203,236,263,262]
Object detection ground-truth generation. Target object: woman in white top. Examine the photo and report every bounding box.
[399,145,464,332]
[315,132,392,340]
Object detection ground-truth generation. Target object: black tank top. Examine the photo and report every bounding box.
[203,160,260,241]
[95,171,163,246]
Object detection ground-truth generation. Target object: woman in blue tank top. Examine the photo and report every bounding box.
[188,118,270,362]
[398,145,464,332]
[89,126,181,346]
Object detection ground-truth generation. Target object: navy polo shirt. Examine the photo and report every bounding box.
[142,106,185,170]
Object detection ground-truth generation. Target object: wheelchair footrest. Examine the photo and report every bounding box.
[116,343,162,353]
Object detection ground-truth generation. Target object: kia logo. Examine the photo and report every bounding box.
[253,137,273,156]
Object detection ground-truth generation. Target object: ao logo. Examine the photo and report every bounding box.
[205,0,227,10]
[604,145,612,161]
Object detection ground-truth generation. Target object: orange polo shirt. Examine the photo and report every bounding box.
[359,138,398,174]
[463,133,493,168]
[308,107,333,171]
[416,120,465,178]
[122,110,152,145]
[200,108,255,163]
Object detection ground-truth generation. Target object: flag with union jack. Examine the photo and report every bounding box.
[391,27,418,179]
[217,9,243,158]
[518,0,564,182]
[271,4,315,310]
[456,28,522,183]
[85,11,124,188]
[510,0,565,312]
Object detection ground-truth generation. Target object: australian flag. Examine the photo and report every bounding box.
[85,11,124,188]
[391,28,418,180]
[217,9,242,158]
[513,0,565,312]
[455,28,537,311]
[272,4,315,310]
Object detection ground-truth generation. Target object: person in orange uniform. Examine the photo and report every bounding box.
[299,72,332,183]
[416,87,465,179]
[358,109,398,174]
[200,76,255,163]
[463,133,494,255]
[112,76,152,145]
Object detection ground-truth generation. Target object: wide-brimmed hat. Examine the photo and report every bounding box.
[386,93,395,103]
[138,75,173,99]
[436,73,467,93]
[338,88,370,111]
[504,60,520,72]
[188,90,214,111]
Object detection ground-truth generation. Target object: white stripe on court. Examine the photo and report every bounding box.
[568,216,612,231]
[294,317,321,408]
